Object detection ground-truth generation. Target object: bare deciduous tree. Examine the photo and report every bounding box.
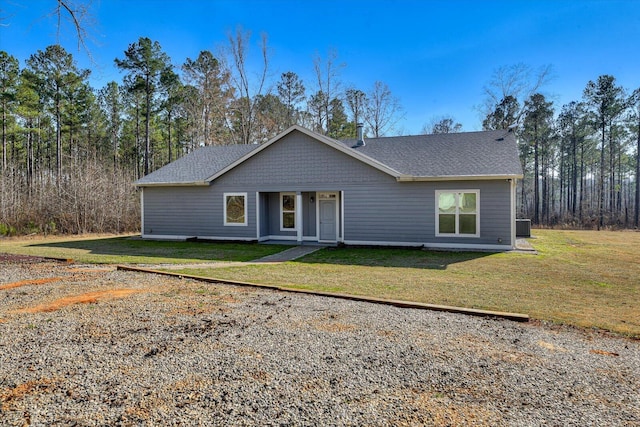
[422,115,462,134]
[481,63,553,128]
[312,49,344,135]
[221,27,270,145]
[365,81,403,137]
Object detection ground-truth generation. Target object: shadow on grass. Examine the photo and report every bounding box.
[296,246,495,269]
[28,236,290,263]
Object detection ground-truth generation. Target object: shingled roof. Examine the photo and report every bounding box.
[135,127,522,186]
[342,129,523,179]
[135,144,258,186]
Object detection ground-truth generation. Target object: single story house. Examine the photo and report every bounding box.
[135,125,523,250]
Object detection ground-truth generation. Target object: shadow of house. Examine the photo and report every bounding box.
[295,246,494,270]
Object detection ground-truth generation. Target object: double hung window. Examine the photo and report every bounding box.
[436,190,479,237]
[280,193,296,230]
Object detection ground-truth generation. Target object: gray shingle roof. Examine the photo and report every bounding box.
[342,130,523,177]
[135,144,258,185]
[135,128,522,186]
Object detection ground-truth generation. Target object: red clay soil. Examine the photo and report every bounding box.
[16,289,141,314]
[0,277,64,290]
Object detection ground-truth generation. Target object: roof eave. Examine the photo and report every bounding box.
[134,181,210,188]
[397,174,524,182]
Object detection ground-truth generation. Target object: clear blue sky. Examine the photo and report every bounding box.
[1,0,639,134]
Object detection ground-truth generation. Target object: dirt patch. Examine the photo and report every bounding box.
[0,277,64,290]
[0,378,58,411]
[314,321,358,333]
[404,389,504,426]
[537,340,568,352]
[16,289,141,314]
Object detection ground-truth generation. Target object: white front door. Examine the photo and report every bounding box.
[319,198,337,242]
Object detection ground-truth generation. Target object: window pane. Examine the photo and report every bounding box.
[439,214,456,234]
[282,194,295,211]
[460,193,476,213]
[459,214,477,234]
[438,193,456,214]
[226,196,245,223]
[282,212,295,229]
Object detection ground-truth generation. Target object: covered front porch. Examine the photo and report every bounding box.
[257,191,342,244]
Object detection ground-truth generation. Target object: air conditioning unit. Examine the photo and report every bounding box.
[516,219,531,238]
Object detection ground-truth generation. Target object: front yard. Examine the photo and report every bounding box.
[2,229,639,337]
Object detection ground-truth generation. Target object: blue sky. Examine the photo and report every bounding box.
[1,0,639,134]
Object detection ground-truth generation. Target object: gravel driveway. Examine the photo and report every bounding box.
[0,260,638,426]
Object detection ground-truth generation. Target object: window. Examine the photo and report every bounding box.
[280,192,296,230]
[224,193,247,226]
[436,190,479,237]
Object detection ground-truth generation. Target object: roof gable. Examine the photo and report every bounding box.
[203,125,401,183]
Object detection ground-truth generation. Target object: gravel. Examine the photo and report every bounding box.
[0,261,639,426]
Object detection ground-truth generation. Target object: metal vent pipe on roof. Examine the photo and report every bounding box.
[356,123,365,147]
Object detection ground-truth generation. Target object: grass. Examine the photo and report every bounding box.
[171,230,640,338]
[1,230,638,337]
[0,234,289,264]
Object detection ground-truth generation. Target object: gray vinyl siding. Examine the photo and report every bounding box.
[213,132,391,188]
[342,180,512,246]
[142,130,514,247]
[143,186,256,239]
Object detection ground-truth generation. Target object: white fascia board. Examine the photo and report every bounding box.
[204,125,401,183]
[396,174,523,182]
[135,181,209,188]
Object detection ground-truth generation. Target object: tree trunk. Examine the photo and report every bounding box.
[598,120,605,229]
[56,85,62,189]
[167,110,173,163]
[533,123,539,224]
[2,104,6,171]
[633,112,640,228]
[144,74,151,175]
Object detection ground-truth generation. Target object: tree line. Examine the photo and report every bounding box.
[479,65,639,229]
[0,32,403,235]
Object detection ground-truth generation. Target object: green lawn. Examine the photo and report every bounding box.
[0,234,289,264]
[171,230,640,338]
[2,230,638,337]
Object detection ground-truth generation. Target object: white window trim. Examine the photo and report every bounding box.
[435,190,480,238]
[280,192,297,231]
[224,192,248,226]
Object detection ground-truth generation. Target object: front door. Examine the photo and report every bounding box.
[319,198,337,242]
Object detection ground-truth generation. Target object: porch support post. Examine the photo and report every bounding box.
[296,192,303,243]
[340,190,344,242]
[511,179,517,248]
[256,192,260,240]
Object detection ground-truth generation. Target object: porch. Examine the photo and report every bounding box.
[257,191,342,244]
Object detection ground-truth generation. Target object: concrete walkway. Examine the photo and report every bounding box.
[147,245,322,270]
[514,238,537,254]
[251,245,322,262]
